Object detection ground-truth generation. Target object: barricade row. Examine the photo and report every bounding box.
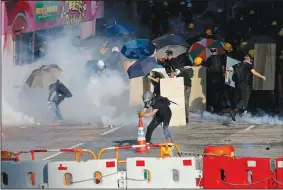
[2,156,283,189]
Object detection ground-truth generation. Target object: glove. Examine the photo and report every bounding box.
[261,76,266,81]
[47,101,51,105]
[138,112,145,117]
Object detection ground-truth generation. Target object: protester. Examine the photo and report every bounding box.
[47,80,72,122]
[147,71,164,96]
[139,91,173,145]
[227,55,266,120]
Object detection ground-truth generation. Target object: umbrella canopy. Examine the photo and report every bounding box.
[106,23,135,37]
[127,57,158,79]
[155,45,187,59]
[244,35,275,50]
[187,38,224,62]
[26,64,62,88]
[121,39,156,60]
[152,34,189,49]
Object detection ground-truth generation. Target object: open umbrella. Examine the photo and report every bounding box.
[153,34,189,49]
[187,38,224,62]
[106,22,135,37]
[26,64,62,88]
[155,45,187,59]
[121,39,156,60]
[127,57,158,79]
[243,35,275,50]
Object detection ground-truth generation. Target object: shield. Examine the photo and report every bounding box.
[106,23,135,37]
[155,45,187,59]
[121,39,156,60]
[26,64,62,88]
[153,34,189,49]
[226,57,241,88]
[127,57,158,79]
[187,38,224,62]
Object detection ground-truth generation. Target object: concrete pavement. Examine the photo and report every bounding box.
[3,119,282,162]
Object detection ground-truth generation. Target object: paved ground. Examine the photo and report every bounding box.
[2,117,282,164]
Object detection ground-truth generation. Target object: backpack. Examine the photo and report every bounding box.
[232,62,245,84]
[155,96,177,106]
[210,56,223,72]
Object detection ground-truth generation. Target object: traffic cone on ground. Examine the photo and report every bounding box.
[136,117,149,153]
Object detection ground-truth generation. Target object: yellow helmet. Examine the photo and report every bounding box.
[249,10,255,15]
[188,23,194,29]
[241,42,247,47]
[163,1,168,6]
[194,57,203,66]
[224,43,233,51]
[279,29,283,36]
[248,49,255,58]
[272,21,277,26]
[205,29,213,36]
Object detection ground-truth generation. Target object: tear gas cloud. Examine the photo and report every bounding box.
[2,31,139,127]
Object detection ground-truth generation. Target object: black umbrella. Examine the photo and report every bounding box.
[155,45,187,59]
[152,34,189,49]
[127,57,158,79]
[246,35,275,50]
[26,64,62,88]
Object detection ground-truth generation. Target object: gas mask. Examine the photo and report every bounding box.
[144,100,152,108]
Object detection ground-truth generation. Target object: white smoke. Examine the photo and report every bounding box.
[201,111,283,125]
[2,31,139,127]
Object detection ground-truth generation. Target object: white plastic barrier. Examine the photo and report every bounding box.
[126,157,202,188]
[47,159,118,188]
[1,160,48,189]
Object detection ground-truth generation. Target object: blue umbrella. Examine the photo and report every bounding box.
[121,39,156,60]
[127,57,158,79]
[106,23,135,37]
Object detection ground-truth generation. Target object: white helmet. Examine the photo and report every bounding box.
[97,60,105,69]
[112,47,119,53]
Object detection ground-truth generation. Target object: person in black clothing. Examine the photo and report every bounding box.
[203,48,225,112]
[157,50,178,76]
[226,55,266,121]
[138,91,173,144]
[47,80,72,122]
[147,71,164,96]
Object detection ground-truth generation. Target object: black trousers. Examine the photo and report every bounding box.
[207,80,223,111]
[145,115,171,143]
[235,84,252,111]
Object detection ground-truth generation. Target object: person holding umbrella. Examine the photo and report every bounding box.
[157,50,178,76]
[47,79,72,122]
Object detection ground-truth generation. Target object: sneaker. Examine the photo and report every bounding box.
[146,143,150,150]
[229,109,236,121]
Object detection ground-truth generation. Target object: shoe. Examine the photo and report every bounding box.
[229,109,236,121]
[146,143,151,150]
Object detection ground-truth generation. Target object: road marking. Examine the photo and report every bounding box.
[100,125,126,136]
[245,125,256,131]
[42,143,84,160]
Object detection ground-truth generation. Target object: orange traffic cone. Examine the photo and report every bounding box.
[136,117,149,153]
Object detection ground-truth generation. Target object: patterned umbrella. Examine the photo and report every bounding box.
[187,38,224,62]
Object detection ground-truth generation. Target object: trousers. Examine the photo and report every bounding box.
[49,102,64,121]
[235,83,252,111]
[145,116,172,143]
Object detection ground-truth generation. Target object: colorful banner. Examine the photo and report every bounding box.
[35,1,59,22]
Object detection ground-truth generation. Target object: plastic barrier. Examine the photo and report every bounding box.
[47,159,118,188]
[203,156,272,189]
[275,158,283,189]
[126,157,202,188]
[98,143,181,163]
[1,160,48,188]
[15,148,96,161]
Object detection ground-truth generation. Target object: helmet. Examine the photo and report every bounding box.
[279,29,283,36]
[272,21,277,26]
[248,49,255,58]
[180,1,185,5]
[188,23,194,29]
[224,43,233,51]
[241,42,247,48]
[194,57,203,66]
[97,60,105,69]
[142,91,154,107]
[205,29,213,36]
[217,8,222,13]
[112,47,119,52]
[249,10,255,15]
[163,1,168,6]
